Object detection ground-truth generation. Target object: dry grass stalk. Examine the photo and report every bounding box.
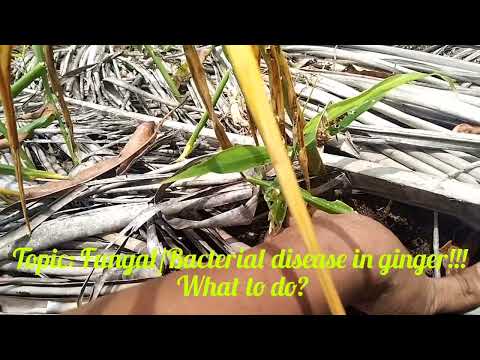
[0,45,31,232]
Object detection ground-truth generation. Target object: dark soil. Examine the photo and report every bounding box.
[225,168,479,268]
[228,177,478,262]
[344,193,438,254]
[342,192,480,264]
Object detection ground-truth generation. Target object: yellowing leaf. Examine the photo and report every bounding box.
[225,45,345,315]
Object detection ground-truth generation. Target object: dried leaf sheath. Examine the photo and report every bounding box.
[272,45,312,189]
[225,45,345,315]
[183,45,232,149]
[245,46,261,145]
[0,45,31,232]
[261,46,286,140]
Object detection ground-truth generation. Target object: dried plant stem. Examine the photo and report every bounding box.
[183,45,232,149]
[273,45,311,190]
[261,46,286,140]
[0,45,31,233]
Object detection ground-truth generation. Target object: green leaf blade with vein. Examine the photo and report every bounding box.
[164,145,271,184]
[328,95,382,136]
[304,72,443,147]
[326,72,435,121]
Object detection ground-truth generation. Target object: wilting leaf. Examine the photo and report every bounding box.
[225,45,345,315]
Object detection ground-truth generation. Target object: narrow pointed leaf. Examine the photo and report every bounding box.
[326,72,437,121]
[166,145,270,184]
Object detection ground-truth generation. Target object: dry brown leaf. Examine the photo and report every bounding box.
[440,240,470,276]
[116,121,158,175]
[18,105,46,120]
[453,123,480,134]
[272,45,311,190]
[342,64,392,79]
[22,122,156,201]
